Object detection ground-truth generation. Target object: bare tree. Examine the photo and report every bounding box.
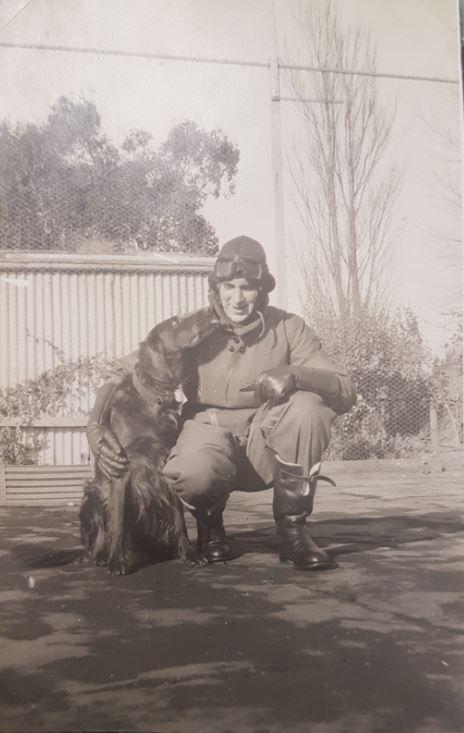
[287,1,401,322]
[424,87,462,311]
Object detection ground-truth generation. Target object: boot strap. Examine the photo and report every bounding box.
[279,470,336,487]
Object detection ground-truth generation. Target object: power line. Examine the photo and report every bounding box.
[0,41,459,86]
[0,41,268,69]
[281,61,459,86]
[279,96,344,103]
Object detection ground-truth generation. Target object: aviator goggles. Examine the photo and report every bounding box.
[214,255,265,281]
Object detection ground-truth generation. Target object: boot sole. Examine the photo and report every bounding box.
[202,555,234,563]
[199,548,237,563]
[279,556,339,571]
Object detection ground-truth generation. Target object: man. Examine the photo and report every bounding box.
[87,236,356,571]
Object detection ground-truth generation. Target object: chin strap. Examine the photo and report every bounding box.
[208,290,267,340]
[255,310,266,338]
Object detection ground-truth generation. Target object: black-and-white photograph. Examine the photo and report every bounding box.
[0,1,463,732]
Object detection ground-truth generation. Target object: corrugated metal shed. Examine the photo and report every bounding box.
[0,250,214,495]
[0,464,93,506]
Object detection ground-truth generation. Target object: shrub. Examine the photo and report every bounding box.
[0,351,111,464]
[430,313,463,447]
[306,308,433,459]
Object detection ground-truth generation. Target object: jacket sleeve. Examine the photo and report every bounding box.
[85,350,138,455]
[284,314,356,415]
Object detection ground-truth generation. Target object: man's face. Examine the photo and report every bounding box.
[218,277,260,323]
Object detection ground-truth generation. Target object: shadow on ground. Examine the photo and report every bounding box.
[8,509,463,571]
[229,510,464,559]
[0,479,463,733]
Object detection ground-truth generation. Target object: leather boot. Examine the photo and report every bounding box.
[273,455,337,571]
[196,505,235,563]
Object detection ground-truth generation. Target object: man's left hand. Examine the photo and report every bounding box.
[241,367,297,406]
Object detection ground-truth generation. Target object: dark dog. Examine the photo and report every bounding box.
[80,307,219,575]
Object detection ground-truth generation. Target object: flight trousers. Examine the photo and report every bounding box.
[163,392,337,513]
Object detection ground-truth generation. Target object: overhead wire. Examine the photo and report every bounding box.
[0,40,459,86]
[0,0,33,33]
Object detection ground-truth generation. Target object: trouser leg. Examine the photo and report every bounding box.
[164,420,238,512]
[246,391,336,487]
[246,391,338,570]
[163,420,238,561]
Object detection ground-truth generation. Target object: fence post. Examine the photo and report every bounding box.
[429,404,439,453]
[0,463,6,506]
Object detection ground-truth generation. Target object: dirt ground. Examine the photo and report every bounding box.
[0,456,463,733]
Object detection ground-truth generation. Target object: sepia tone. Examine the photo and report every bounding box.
[0,2,462,732]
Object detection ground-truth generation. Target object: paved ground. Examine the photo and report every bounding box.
[0,456,463,733]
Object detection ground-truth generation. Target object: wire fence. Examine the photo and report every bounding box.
[0,11,462,465]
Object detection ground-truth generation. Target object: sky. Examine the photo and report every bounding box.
[0,0,462,352]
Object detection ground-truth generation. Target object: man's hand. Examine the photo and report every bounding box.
[98,431,128,479]
[241,367,297,407]
[241,365,347,410]
[87,423,128,479]
[86,382,128,479]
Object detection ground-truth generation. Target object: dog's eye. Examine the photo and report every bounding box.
[156,397,164,406]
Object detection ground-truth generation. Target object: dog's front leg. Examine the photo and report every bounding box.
[79,478,108,566]
[93,520,109,567]
[107,474,131,575]
[173,499,209,567]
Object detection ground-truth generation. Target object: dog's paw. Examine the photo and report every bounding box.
[180,545,210,568]
[107,556,131,575]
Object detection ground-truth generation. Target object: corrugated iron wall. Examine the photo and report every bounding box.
[0,251,214,466]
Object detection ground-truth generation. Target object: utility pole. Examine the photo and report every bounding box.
[270,58,287,309]
[270,0,287,309]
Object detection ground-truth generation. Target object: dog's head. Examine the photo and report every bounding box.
[147,307,220,355]
[136,307,220,394]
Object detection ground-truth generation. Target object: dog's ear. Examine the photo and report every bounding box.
[138,338,175,385]
[144,324,164,345]
[205,305,221,325]
[182,309,222,349]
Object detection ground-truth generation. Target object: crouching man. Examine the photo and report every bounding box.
[86,236,356,570]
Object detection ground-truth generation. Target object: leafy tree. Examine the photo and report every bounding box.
[0,97,239,254]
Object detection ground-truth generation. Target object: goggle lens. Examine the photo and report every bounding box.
[215,256,263,280]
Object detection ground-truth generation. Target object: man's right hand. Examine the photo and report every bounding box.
[94,429,128,479]
[86,382,128,479]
